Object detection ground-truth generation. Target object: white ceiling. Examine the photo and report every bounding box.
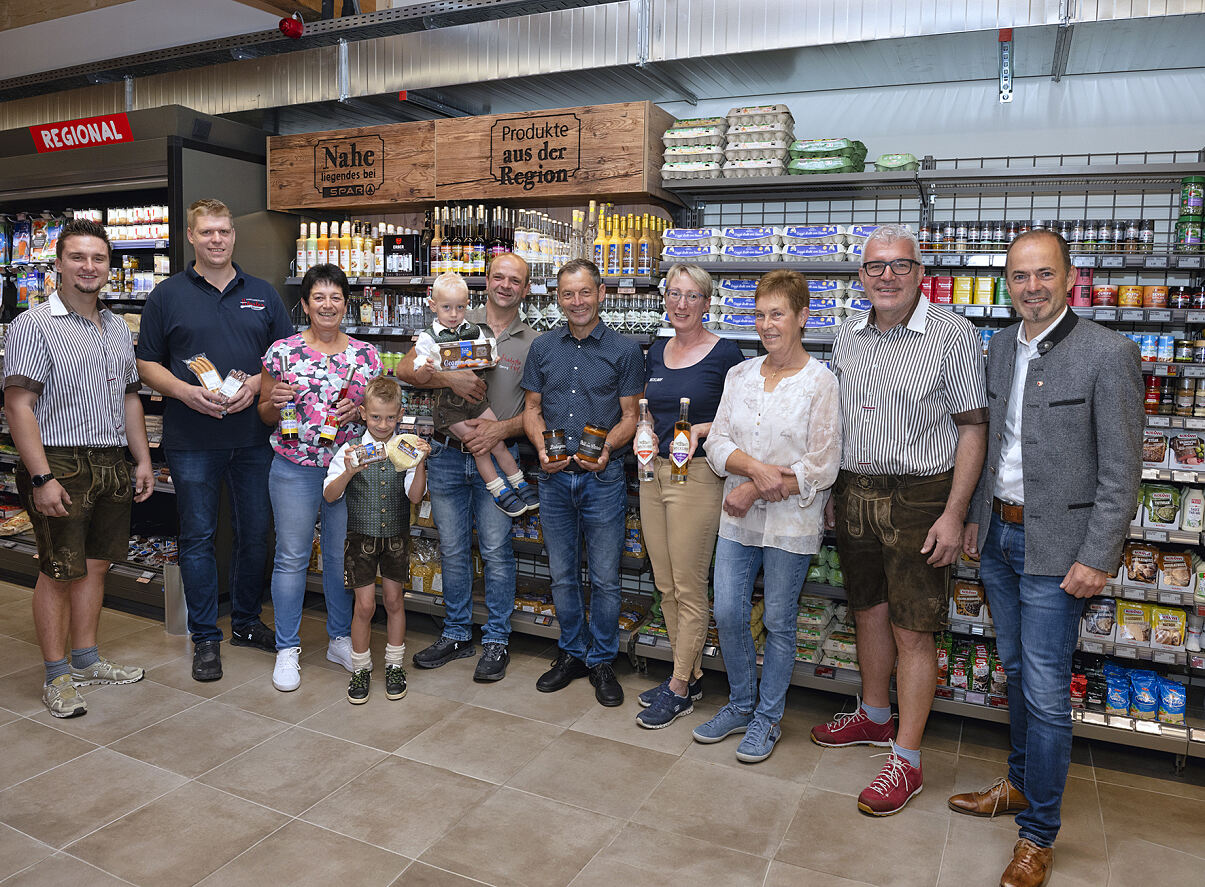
[0,0,280,80]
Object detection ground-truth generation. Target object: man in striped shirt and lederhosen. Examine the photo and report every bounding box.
[811,224,988,817]
[3,219,155,719]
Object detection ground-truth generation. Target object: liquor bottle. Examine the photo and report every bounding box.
[295,221,307,275]
[539,214,552,278]
[316,221,330,266]
[637,213,652,276]
[634,398,655,482]
[585,200,598,254]
[305,223,318,272]
[670,397,691,484]
[593,208,606,268]
[622,213,637,275]
[319,371,355,445]
[489,207,505,258]
[439,207,453,274]
[279,400,300,442]
[473,204,487,274]
[372,225,383,276]
[606,216,620,277]
[419,210,432,276]
[430,212,443,275]
[363,224,376,276]
[348,222,362,277]
[338,221,352,275]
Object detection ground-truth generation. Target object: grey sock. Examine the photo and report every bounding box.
[70,646,99,670]
[45,657,71,685]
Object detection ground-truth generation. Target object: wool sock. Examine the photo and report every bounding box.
[385,643,406,666]
[894,744,922,769]
[861,701,892,725]
[350,650,372,672]
[485,477,505,495]
[506,471,526,488]
[44,657,70,685]
[70,645,99,670]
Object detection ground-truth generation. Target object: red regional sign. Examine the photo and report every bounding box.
[29,113,134,153]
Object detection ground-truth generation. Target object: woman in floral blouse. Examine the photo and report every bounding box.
[258,264,381,692]
[694,270,841,763]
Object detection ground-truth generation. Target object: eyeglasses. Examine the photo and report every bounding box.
[861,258,922,277]
[665,289,707,304]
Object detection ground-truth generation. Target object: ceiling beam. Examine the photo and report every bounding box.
[229,0,378,17]
[0,0,134,31]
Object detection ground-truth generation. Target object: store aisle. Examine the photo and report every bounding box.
[0,579,1202,887]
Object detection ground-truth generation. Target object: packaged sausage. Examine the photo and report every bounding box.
[185,353,224,394]
[218,369,247,400]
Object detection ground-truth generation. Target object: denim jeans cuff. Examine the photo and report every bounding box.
[1018,830,1054,849]
[441,630,472,643]
[481,635,509,646]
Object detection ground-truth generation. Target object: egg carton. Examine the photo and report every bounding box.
[715,313,759,330]
[717,278,759,295]
[719,244,781,262]
[663,228,722,246]
[722,158,787,177]
[663,125,727,147]
[726,104,794,127]
[873,153,920,171]
[782,243,846,261]
[845,225,883,244]
[661,161,722,179]
[787,156,866,175]
[723,140,792,161]
[808,279,850,298]
[671,116,728,129]
[663,144,726,163]
[714,293,757,313]
[808,297,843,316]
[848,281,866,295]
[663,312,714,328]
[720,226,782,246]
[662,244,722,261]
[806,315,841,330]
[789,138,867,159]
[782,224,846,245]
[847,297,871,312]
[847,244,866,260]
[726,123,795,145]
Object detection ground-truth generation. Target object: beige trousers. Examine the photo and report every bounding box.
[638,456,724,682]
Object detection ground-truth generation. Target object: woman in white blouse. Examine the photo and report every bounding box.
[694,270,842,763]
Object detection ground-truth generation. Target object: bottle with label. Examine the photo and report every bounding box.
[295,221,307,275]
[316,221,329,266]
[473,205,488,274]
[439,208,454,273]
[419,211,432,275]
[634,398,655,482]
[280,400,300,442]
[670,397,691,483]
[372,225,384,275]
[585,201,598,256]
[593,208,607,268]
[622,213,637,275]
[319,370,354,445]
[430,213,443,275]
[338,221,352,275]
[305,223,318,272]
[606,217,621,277]
[351,222,365,277]
[637,214,652,276]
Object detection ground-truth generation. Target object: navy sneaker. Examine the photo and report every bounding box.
[638,676,704,708]
[636,685,694,729]
[513,480,540,513]
[692,702,753,744]
[736,716,782,763]
[413,636,475,669]
[492,486,527,518]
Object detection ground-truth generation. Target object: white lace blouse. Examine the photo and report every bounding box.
[705,355,842,555]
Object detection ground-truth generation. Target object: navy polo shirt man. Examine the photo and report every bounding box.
[136,199,292,682]
[522,259,644,707]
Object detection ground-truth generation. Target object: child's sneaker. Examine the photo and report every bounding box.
[385,663,407,700]
[347,667,370,704]
[513,480,540,513]
[492,486,527,518]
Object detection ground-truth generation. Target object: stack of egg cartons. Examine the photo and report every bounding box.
[723,105,793,178]
[661,226,722,265]
[661,117,727,180]
[781,224,847,265]
[719,225,781,264]
[787,138,868,175]
[711,278,758,333]
[804,277,849,337]
[844,223,883,265]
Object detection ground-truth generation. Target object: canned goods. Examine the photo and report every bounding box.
[973,277,994,305]
[1118,285,1143,307]
[1143,285,1169,308]
[1176,216,1203,253]
[994,276,1011,305]
[1140,334,1158,362]
[1091,285,1118,306]
[931,276,954,304]
[1182,176,1204,219]
[1158,334,1176,362]
[952,276,974,305]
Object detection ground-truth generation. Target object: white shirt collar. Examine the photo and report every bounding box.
[854,293,928,334]
[1016,307,1068,349]
[47,290,109,320]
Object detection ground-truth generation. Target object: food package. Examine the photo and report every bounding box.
[1129,669,1159,720]
[990,655,1008,696]
[795,643,823,663]
[719,244,780,262]
[437,335,497,371]
[950,580,986,621]
[663,145,726,164]
[796,595,834,626]
[789,138,867,160]
[12,218,30,264]
[847,298,872,313]
[971,645,991,693]
[726,104,793,127]
[185,354,224,393]
[0,510,32,537]
[717,277,758,296]
[820,651,858,670]
[671,116,727,129]
[727,123,794,144]
[873,153,920,171]
[1105,672,1130,716]
[386,433,426,471]
[1170,433,1205,467]
[662,244,722,261]
[1116,601,1152,644]
[1081,598,1117,641]
[795,622,829,646]
[661,160,723,180]
[806,562,829,584]
[782,243,845,262]
[348,439,389,469]
[822,629,858,657]
[808,297,843,316]
[808,279,849,299]
[713,313,757,331]
[1124,542,1159,586]
[1157,550,1195,592]
[805,315,840,332]
[724,139,791,161]
[663,125,727,147]
[722,158,786,178]
[1150,606,1187,648]
[29,219,49,261]
[1142,484,1181,528]
[218,369,247,400]
[1142,431,1169,467]
[1158,677,1187,725]
[948,652,969,689]
[720,226,782,246]
[663,227,723,246]
[845,226,881,244]
[1181,487,1204,531]
[715,293,756,313]
[787,156,865,175]
[781,225,846,245]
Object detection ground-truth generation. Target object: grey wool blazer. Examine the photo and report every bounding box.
[967,310,1144,577]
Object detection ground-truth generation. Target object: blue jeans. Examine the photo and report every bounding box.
[539,459,627,666]
[426,441,519,645]
[713,535,811,724]
[165,445,273,645]
[267,454,352,650]
[978,515,1086,848]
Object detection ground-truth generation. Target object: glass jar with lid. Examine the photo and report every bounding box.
[1139,219,1156,254]
[1097,219,1115,252]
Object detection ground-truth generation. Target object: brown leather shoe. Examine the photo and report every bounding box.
[948,776,1029,817]
[1000,838,1052,887]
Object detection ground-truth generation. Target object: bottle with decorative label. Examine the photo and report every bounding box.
[280,400,299,442]
[634,398,655,482]
[670,397,691,484]
[319,370,354,445]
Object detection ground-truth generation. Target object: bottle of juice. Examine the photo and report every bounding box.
[670,397,691,484]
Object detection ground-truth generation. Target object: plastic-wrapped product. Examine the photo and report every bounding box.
[846,298,872,313]
[727,123,795,145]
[1129,670,1159,720]
[715,313,758,331]
[846,225,882,244]
[782,225,846,245]
[726,104,793,127]
[1157,677,1186,724]
[1150,606,1187,648]
[808,297,843,315]
[1081,598,1117,641]
[782,243,845,262]
[807,279,848,298]
[719,244,780,262]
[720,226,782,246]
[663,228,723,246]
[663,125,727,147]
[789,138,868,159]
[722,158,787,178]
[664,144,726,163]
[662,244,722,261]
[717,277,759,296]
[724,140,791,161]
[805,315,840,331]
[661,161,723,180]
[716,293,756,313]
[1116,601,1152,643]
[873,153,920,171]
[787,156,865,175]
[671,116,727,129]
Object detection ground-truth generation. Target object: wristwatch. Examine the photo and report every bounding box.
[30,473,54,488]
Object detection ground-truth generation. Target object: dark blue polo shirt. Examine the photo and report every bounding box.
[520,320,645,458]
[136,262,293,451]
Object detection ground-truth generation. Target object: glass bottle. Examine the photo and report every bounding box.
[670,397,691,484]
[634,398,655,482]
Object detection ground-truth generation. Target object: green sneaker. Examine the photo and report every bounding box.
[385,663,407,700]
[43,674,87,718]
[70,657,144,686]
[347,667,371,704]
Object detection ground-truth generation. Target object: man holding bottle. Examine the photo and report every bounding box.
[136,199,293,682]
[399,253,536,682]
[521,259,644,706]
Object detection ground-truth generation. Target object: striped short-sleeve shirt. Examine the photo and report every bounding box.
[831,296,987,476]
[3,292,140,447]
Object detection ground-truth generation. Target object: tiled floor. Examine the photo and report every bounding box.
[1,579,1203,887]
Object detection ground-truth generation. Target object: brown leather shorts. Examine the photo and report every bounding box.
[344,531,410,588]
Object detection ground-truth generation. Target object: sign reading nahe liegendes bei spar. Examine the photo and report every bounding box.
[314,134,385,198]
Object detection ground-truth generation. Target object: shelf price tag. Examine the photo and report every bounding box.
[940,255,963,267]
[1094,308,1118,322]
[1172,470,1197,483]
[990,306,1011,318]
[367,327,381,336]
[1177,256,1203,269]
[1152,651,1176,665]
[1100,255,1125,269]
[530,283,548,295]
[991,254,1007,267]
[964,691,987,706]
[1148,309,1172,323]
[1144,255,1169,269]
[964,305,985,318]
[1158,592,1183,605]
[1114,644,1138,659]
[137,570,155,584]
[636,634,658,646]
[533,614,553,626]
[1185,417,1205,430]
[1147,416,1171,427]
[1186,366,1205,379]
[921,254,937,265]
[1080,641,1104,655]
[1146,529,1169,543]
[1121,309,1144,322]
[1187,311,1205,325]
[1122,587,1146,600]
[1071,255,1096,268]
[967,254,991,267]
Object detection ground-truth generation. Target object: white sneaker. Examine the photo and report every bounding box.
[273,647,301,691]
[326,636,354,672]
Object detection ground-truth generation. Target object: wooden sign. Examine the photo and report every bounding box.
[435,101,674,204]
[266,120,435,212]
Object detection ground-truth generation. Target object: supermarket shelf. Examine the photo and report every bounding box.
[295,324,417,338]
[0,534,170,608]
[921,251,1199,272]
[1071,708,1188,753]
[1140,362,1205,378]
[102,293,150,302]
[1101,583,1197,607]
[111,239,169,250]
[1128,524,1201,545]
[284,275,656,289]
[1146,416,1205,431]
[656,326,837,345]
[949,615,1189,665]
[1141,467,1205,483]
[665,172,922,201]
[659,261,861,275]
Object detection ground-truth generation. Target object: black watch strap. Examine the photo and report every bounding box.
[30,473,54,488]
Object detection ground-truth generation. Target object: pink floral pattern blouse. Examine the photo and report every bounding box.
[262,333,382,467]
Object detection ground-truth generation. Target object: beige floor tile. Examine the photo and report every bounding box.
[465,654,599,727]
[920,711,963,754]
[1098,782,1205,857]
[632,757,805,858]
[198,725,385,815]
[1107,838,1205,884]
[507,729,678,818]
[0,718,98,791]
[0,581,32,607]
[95,624,193,671]
[1092,742,1205,802]
[389,862,490,886]
[0,664,51,716]
[145,642,274,699]
[775,786,950,887]
[419,786,622,887]
[763,859,879,887]
[404,654,494,704]
[197,820,409,887]
[0,635,41,679]
[0,600,36,644]
[569,821,770,887]
[30,679,203,745]
[0,747,186,847]
[397,705,562,784]
[109,700,289,778]
[936,816,1019,887]
[568,692,711,756]
[303,756,496,857]
[300,689,463,752]
[2,852,133,886]
[958,718,1012,763]
[65,781,288,887]
[216,657,354,722]
[0,705,18,726]
[0,824,54,881]
[808,745,958,817]
[683,706,824,784]
[94,607,158,644]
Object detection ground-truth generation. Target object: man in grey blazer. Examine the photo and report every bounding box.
[948,229,1142,887]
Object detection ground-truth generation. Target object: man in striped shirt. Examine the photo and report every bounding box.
[811,224,987,816]
[3,219,155,718]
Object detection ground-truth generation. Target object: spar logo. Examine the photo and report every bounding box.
[315,134,385,199]
[490,113,581,192]
[30,113,134,153]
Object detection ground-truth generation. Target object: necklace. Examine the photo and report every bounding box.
[763,357,805,383]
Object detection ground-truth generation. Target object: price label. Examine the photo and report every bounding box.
[921,254,937,265]
[1114,645,1138,659]
[1159,592,1183,605]
[1146,529,1169,543]
[636,634,658,646]
[368,327,382,335]
[618,278,635,288]
[1148,309,1172,323]
[1186,366,1205,378]
[1100,255,1125,269]
[1187,311,1205,325]
[1186,417,1205,430]
[941,254,963,266]
[1080,641,1104,654]
[967,254,991,267]
[1094,308,1118,322]
[371,277,384,285]
[1144,255,1169,269]
[965,691,987,706]
[1147,416,1171,427]
[703,645,719,659]
[1072,255,1096,268]
[533,614,553,626]
[137,570,155,584]
[150,394,162,402]
[1141,469,1160,481]
[1121,309,1144,322]
[814,665,836,679]
[530,283,548,295]
[1152,651,1176,665]
[964,305,985,317]
[1177,256,1203,269]
[1155,364,1171,376]
[408,277,423,285]
[970,623,985,635]
[991,254,1007,267]
[1172,470,1197,483]
[1122,586,1146,600]
[1,540,15,549]
[990,306,1012,318]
